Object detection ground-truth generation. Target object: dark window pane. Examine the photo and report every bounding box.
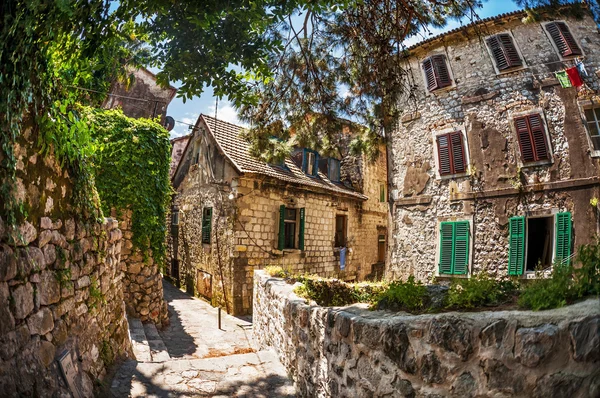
[585,108,595,121]
[335,215,347,247]
[591,136,600,151]
[284,223,296,249]
[594,107,600,121]
[285,208,296,221]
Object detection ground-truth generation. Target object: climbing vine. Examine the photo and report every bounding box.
[85,108,172,268]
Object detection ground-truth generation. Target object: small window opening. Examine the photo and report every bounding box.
[377,235,386,263]
[335,215,348,247]
[526,216,553,272]
[284,208,297,249]
[306,151,316,176]
[584,107,600,151]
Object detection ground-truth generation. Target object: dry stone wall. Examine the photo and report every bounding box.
[254,270,600,398]
[117,210,168,326]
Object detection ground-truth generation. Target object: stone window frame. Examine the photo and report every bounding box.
[483,30,528,76]
[508,109,554,168]
[431,126,471,180]
[577,100,600,158]
[419,49,457,96]
[541,20,585,61]
[434,215,474,279]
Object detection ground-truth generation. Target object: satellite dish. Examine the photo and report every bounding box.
[164,116,175,131]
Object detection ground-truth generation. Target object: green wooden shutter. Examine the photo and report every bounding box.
[508,216,525,275]
[299,208,305,251]
[278,205,285,250]
[202,208,212,244]
[555,212,572,265]
[438,222,454,275]
[453,221,470,275]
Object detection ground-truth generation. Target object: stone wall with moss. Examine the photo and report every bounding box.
[254,270,600,398]
[0,128,131,396]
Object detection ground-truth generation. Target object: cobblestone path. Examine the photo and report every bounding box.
[110,280,295,397]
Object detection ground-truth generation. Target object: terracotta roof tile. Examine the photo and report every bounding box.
[200,115,367,200]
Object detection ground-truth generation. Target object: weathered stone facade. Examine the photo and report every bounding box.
[0,127,131,396]
[388,9,600,281]
[254,270,600,397]
[117,209,168,326]
[169,115,388,315]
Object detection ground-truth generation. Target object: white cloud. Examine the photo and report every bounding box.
[206,101,247,127]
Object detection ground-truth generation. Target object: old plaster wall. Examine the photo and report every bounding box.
[389,12,600,281]
[0,127,131,396]
[254,270,600,398]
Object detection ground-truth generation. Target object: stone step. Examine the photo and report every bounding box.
[128,317,152,363]
[143,323,171,362]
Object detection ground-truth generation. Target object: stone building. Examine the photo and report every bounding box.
[169,115,388,315]
[388,7,600,282]
[102,67,176,121]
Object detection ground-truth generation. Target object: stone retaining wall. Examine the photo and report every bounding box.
[0,216,131,396]
[253,270,600,397]
[117,209,168,326]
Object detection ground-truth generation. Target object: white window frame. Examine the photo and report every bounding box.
[579,101,600,158]
[420,51,457,96]
[508,109,554,168]
[484,31,528,75]
[434,216,474,278]
[431,126,471,180]
[541,20,585,61]
[523,211,558,279]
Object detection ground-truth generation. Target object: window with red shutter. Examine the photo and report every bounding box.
[422,54,453,92]
[436,131,466,176]
[545,22,582,57]
[486,33,523,71]
[514,114,550,163]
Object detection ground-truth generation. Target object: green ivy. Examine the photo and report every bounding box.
[85,108,172,269]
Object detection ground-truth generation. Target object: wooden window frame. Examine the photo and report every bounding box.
[432,128,470,179]
[421,53,454,93]
[437,220,471,276]
[201,207,212,244]
[278,205,305,251]
[334,214,348,248]
[302,149,319,177]
[543,21,583,59]
[512,112,552,166]
[485,32,527,75]
[328,158,341,182]
[580,102,600,157]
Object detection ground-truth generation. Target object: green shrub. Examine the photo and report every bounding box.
[374,276,429,313]
[294,276,385,307]
[446,273,518,310]
[264,265,287,278]
[519,239,600,311]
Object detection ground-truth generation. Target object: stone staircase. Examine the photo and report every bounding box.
[127,318,171,363]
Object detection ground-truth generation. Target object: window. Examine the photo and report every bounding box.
[278,206,305,250]
[201,207,212,244]
[422,54,453,92]
[328,159,340,182]
[335,215,347,247]
[171,209,179,226]
[508,212,572,276]
[583,106,600,154]
[486,33,523,71]
[302,149,319,177]
[514,114,550,163]
[379,183,386,202]
[438,221,470,275]
[377,234,386,263]
[544,22,582,58]
[436,131,467,176]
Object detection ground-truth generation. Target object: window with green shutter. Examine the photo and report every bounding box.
[278,205,285,250]
[508,216,525,276]
[555,212,572,265]
[202,207,212,244]
[438,221,470,275]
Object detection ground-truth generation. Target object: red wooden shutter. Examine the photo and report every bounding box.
[527,114,549,161]
[487,34,522,70]
[450,132,466,173]
[437,134,452,175]
[432,55,452,89]
[487,35,508,70]
[423,58,437,91]
[545,22,582,57]
[423,55,452,92]
[514,114,549,163]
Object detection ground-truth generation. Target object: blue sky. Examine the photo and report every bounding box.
[167,0,520,139]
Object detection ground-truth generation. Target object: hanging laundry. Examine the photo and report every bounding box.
[576,60,588,76]
[555,71,572,88]
[566,66,583,87]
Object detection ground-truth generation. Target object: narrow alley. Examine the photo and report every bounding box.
[110,281,295,397]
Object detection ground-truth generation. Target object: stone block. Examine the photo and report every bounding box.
[428,316,473,361]
[569,316,599,363]
[37,230,53,248]
[533,372,582,398]
[0,282,15,335]
[27,308,54,335]
[75,275,91,289]
[42,244,56,267]
[11,283,34,319]
[0,244,17,281]
[14,222,37,246]
[38,271,60,306]
[17,247,45,275]
[37,340,56,368]
[514,324,558,367]
[40,217,53,230]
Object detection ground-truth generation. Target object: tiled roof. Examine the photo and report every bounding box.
[200,115,367,200]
